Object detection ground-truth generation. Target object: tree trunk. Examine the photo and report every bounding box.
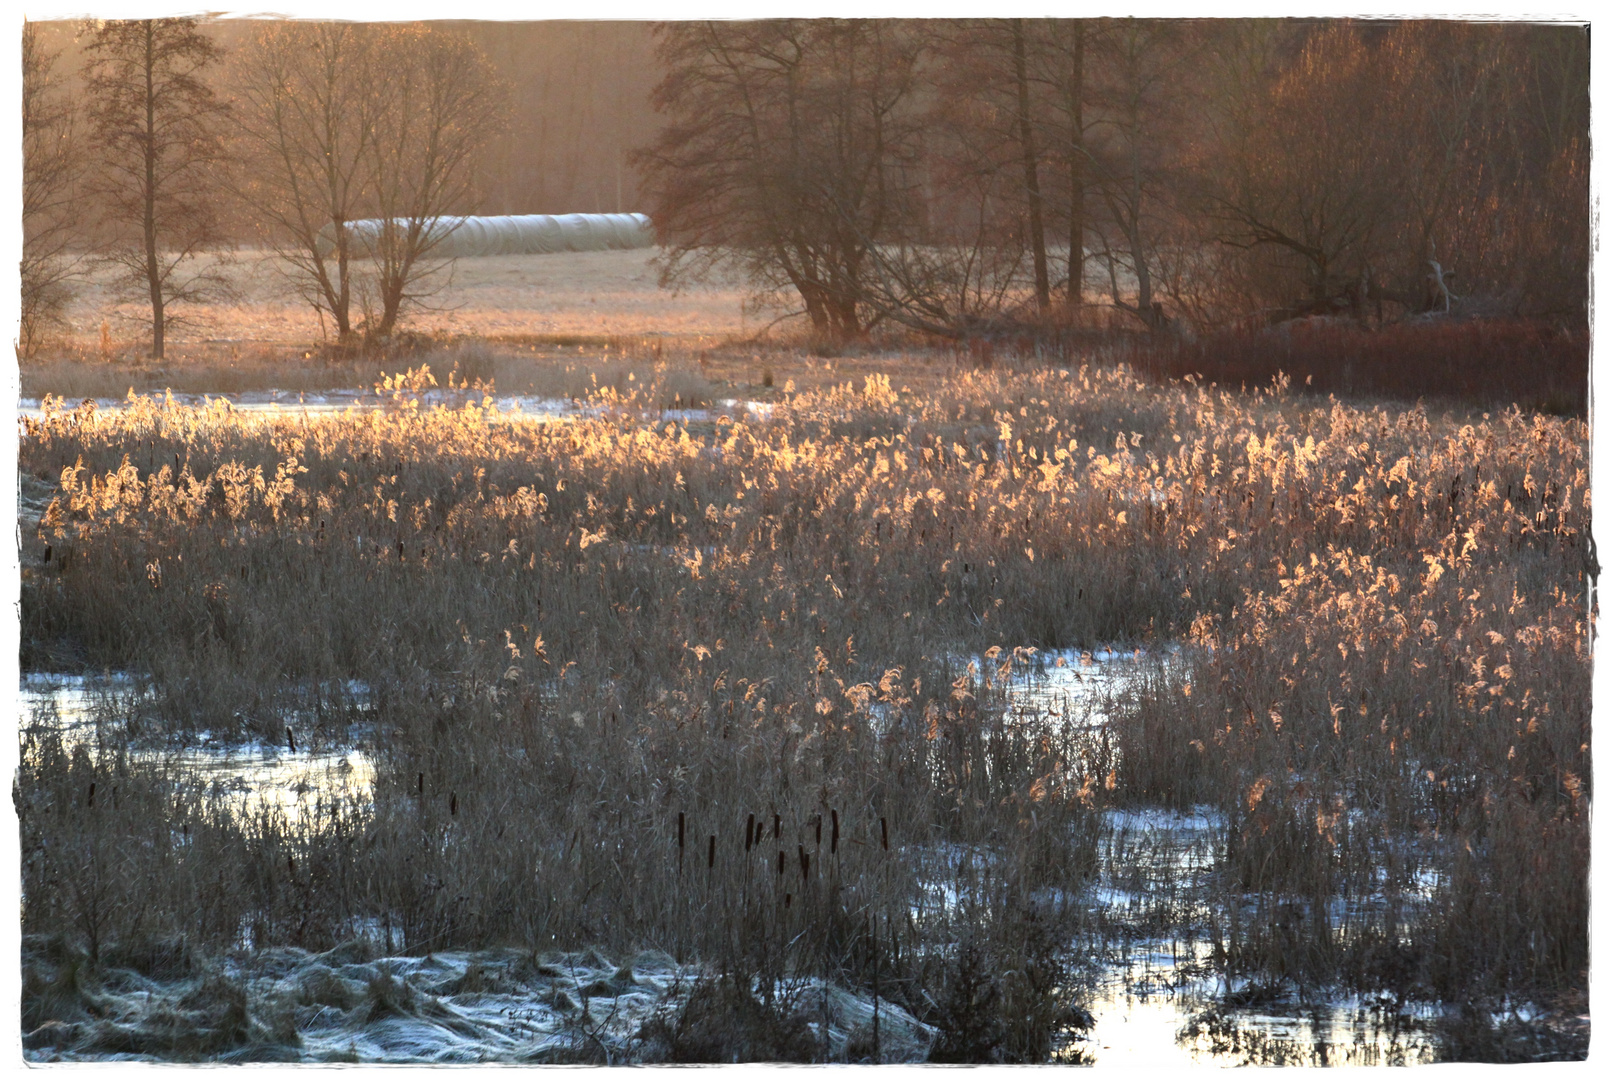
[1128,143,1155,326]
[1066,23,1085,312]
[1012,21,1050,310]
[142,21,164,359]
[335,229,353,340]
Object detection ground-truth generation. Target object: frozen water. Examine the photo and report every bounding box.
[18,676,374,830]
[20,942,933,1064]
[17,390,778,427]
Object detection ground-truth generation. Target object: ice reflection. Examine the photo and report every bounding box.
[18,674,374,829]
[16,391,776,426]
[981,651,1454,1067]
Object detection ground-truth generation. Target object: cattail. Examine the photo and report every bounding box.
[815,815,822,845]
[287,727,296,753]
[831,810,839,854]
[799,845,810,879]
[86,782,95,808]
[746,813,755,851]
[288,853,296,877]
[785,893,792,908]
[678,812,686,871]
[773,813,781,839]
[42,545,50,564]
[881,817,889,851]
[708,835,716,869]
[418,772,424,795]
[778,850,785,876]
[450,793,458,815]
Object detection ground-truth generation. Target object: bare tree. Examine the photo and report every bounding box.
[921,20,1056,315]
[1010,20,1051,311]
[20,22,85,355]
[357,26,507,342]
[638,20,925,342]
[82,17,233,359]
[231,22,385,345]
[1086,21,1192,329]
[1044,20,1090,312]
[851,179,1036,338]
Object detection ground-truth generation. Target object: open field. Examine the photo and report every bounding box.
[26,246,1588,422]
[15,346,1591,1062]
[53,248,754,353]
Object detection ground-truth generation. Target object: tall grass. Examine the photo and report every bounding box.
[17,353,1590,1051]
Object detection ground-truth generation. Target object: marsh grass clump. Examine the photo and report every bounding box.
[16,353,1588,1060]
[633,973,820,1063]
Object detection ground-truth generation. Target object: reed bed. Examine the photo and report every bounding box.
[16,352,1589,1057]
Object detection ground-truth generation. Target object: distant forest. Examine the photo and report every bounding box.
[22,18,1588,353]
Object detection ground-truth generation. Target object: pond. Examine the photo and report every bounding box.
[18,674,373,830]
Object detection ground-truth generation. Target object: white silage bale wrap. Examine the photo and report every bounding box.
[531,216,563,253]
[318,213,655,257]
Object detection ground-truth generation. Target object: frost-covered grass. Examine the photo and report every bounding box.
[34,247,751,353]
[20,936,936,1063]
[16,355,1590,1060]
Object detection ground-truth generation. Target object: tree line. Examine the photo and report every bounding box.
[21,18,1588,358]
[21,18,508,357]
[636,19,1588,343]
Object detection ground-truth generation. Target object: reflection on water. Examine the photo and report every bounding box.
[983,650,1452,1066]
[18,675,374,830]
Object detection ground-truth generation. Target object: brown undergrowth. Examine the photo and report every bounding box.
[1125,318,1588,417]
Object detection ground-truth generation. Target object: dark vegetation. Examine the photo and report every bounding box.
[1125,318,1589,417]
[639,20,1587,345]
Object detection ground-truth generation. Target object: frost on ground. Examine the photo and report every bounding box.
[56,248,751,346]
[17,390,777,426]
[20,937,935,1064]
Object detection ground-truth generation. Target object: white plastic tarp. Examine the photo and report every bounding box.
[317,213,654,258]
